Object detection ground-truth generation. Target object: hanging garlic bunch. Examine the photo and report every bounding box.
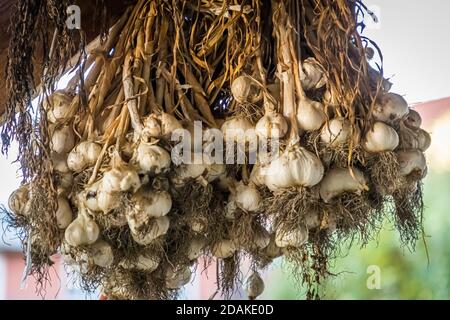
[319,168,368,203]
[231,75,261,104]
[128,215,170,246]
[363,122,399,152]
[131,189,172,218]
[165,265,192,289]
[300,57,327,90]
[275,224,308,248]
[373,92,409,124]
[320,118,353,147]
[143,112,183,139]
[50,124,75,154]
[67,141,102,172]
[211,239,236,259]
[89,240,114,268]
[133,141,171,174]
[8,184,30,216]
[65,209,100,247]
[44,91,74,123]
[101,152,141,193]
[396,150,427,177]
[119,253,160,272]
[244,271,265,300]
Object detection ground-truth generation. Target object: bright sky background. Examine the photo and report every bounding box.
[363,0,450,104]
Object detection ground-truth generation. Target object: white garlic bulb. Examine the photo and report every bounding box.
[320,118,352,147]
[319,168,368,203]
[44,91,73,123]
[255,111,288,139]
[132,190,172,218]
[297,98,326,132]
[233,182,261,212]
[265,145,324,191]
[56,196,73,229]
[396,150,427,177]
[90,240,114,268]
[65,211,100,247]
[101,154,141,193]
[363,122,399,152]
[165,265,192,289]
[97,189,121,214]
[373,92,409,124]
[211,239,236,259]
[300,57,327,90]
[143,112,183,139]
[8,185,29,216]
[129,215,170,246]
[250,161,268,187]
[244,272,265,300]
[119,253,160,272]
[51,124,75,154]
[231,76,260,103]
[275,224,308,248]
[221,117,256,146]
[67,141,102,172]
[171,162,206,186]
[400,128,431,152]
[134,142,171,174]
[187,237,206,261]
[404,109,422,129]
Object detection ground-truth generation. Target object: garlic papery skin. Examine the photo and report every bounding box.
[187,237,206,261]
[231,76,260,103]
[255,111,288,140]
[101,153,141,193]
[8,185,29,216]
[396,150,427,177]
[373,92,409,124]
[250,162,268,187]
[264,145,324,191]
[129,215,170,245]
[51,152,70,173]
[134,142,171,174]
[119,254,160,272]
[275,224,308,248]
[417,129,431,152]
[300,57,327,90]
[211,239,236,259]
[363,122,399,152]
[90,240,114,268]
[56,196,73,229]
[51,125,75,154]
[165,266,192,289]
[67,141,102,172]
[296,98,326,132]
[97,189,121,214]
[132,190,172,218]
[319,168,368,203]
[320,118,351,147]
[171,162,206,186]
[264,234,283,259]
[44,91,73,123]
[233,182,261,212]
[400,128,431,152]
[404,109,422,129]
[244,272,265,300]
[323,89,339,107]
[221,117,255,146]
[65,211,100,247]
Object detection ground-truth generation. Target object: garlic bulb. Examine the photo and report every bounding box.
[250,161,268,187]
[51,124,75,154]
[143,113,183,138]
[97,189,121,214]
[265,145,324,191]
[319,168,368,203]
[275,224,308,248]
[323,89,339,107]
[65,211,100,247]
[396,150,427,177]
[297,98,326,132]
[233,182,261,212]
[171,162,206,185]
[8,185,29,216]
[187,237,206,261]
[101,154,140,193]
[51,152,70,173]
[404,109,422,129]
[253,227,270,250]
[264,234,283,259]
[417,129,431,152]
[165,265,192,289]
[320,118,351,147]
[244,272,265,300]
[44,91,73,123]
[300,57,327,90]
[373,93,409,124]
[363,122,399,152]
[255,111,288,139]
[133,142,171,174]
[90,240,114,268]
[119,253,160,272]
[129,215,170,245]
[132,190,172,218]
[400,128,431,152]
[221,117,255,146]
[84,182,102,212]
[231,76,260,103]
[211,239,236,259]
[67,141,102,172]
[56,196,73,229]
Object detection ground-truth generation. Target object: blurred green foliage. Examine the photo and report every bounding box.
[262,170,450,299]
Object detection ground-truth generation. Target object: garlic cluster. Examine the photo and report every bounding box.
[120,253,160,272]
[101,153,141,193]
[8,184,30,216]
[128,215,170,245]
[132,189,172,218]
[230,181,261,212]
